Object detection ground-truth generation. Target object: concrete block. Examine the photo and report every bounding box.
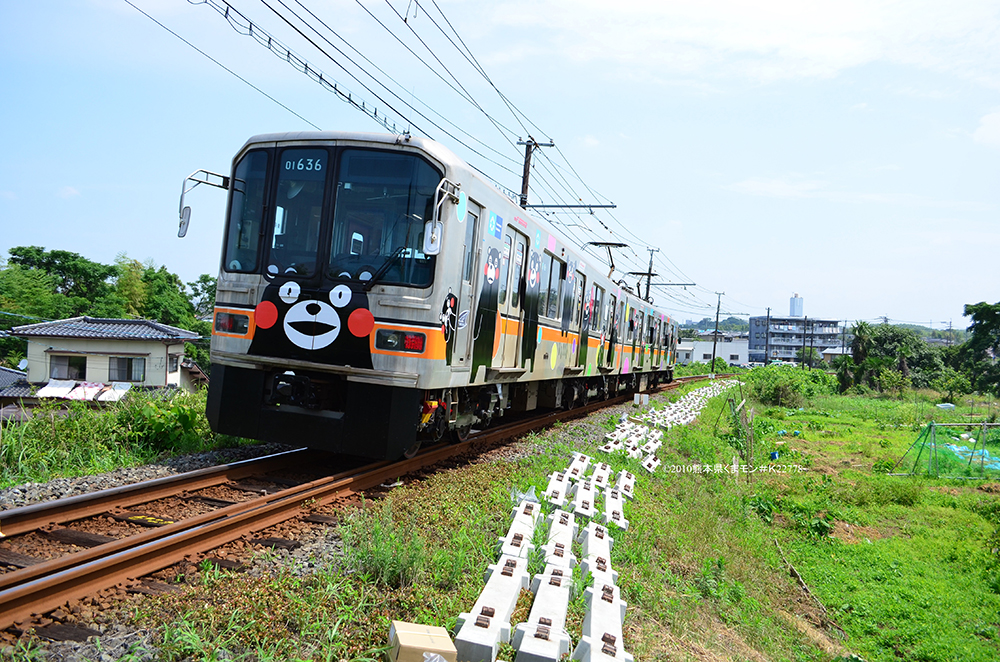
[455,554,531,662]
[601,488,629,531]
[590,463,612,490]
[512,568,573,662]
[641,454,660,474]
[613,471,636,500]
[570,479,598,519]
[543,471,571,508]
[570,583,632,662]
[639,439,661,455]
[566,452,591,482]
[541,509,577,569]
[578,521,617,586]
[498,500,542,558]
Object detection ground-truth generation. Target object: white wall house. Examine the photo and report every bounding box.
[676,339,749,366]
[13,317,202,391]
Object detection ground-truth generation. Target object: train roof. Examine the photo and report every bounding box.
[238,131,462,169]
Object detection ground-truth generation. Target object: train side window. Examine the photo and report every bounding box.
[224,150,269,273]
[546,256,564,319]
[573,274,585,327]
[498,233,512,306]
[591,286,604,332]
[538,253,551,315]
[637,311,645,344]
[462,209,478,282]
[511,236,525,309]
[618,301,626,339]
[606,294,616,335]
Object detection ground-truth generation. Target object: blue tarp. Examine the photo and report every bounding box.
[943,443,1000,470]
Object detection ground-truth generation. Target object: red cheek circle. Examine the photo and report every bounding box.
[255,301,278,329]
[348,308,375,337]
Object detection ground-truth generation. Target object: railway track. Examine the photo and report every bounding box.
[0,374,714,633]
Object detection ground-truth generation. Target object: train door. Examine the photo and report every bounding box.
[496,229,528,368]
[452,203,481,368]
[570,271,586,367]
[605,293,617,367]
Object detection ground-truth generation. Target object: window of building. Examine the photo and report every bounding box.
[109,357,145,382]
[730,354,739,361]
[703,353,712,360]
[168,355,180,373]
[50,355,86,380]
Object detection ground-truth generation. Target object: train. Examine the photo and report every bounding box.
[185,131,679,459]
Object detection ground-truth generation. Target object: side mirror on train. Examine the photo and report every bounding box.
[423,220,443,255]
[178,206,191,238]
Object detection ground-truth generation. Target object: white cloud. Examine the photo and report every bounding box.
[478,0,1000,87]
[581,135,600,147]
[57,186,80,198]
[973,111,1000,147]
[850,102,869,112]
[0,191,15,201]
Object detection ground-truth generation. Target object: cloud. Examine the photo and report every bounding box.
[850,102,869,112]
[973,111,1000,147]
[0,191,15,201]
[479,0,1000,87]
[57,186,80,198]
[581,135,600,147]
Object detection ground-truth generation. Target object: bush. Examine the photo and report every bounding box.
[743,365,836,407]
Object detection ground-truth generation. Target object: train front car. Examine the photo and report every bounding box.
[207,132,461,459]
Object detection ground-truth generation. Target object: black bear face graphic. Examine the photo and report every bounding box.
[484,247,500,285]
[527,251,541,289]
[250,280,375,367]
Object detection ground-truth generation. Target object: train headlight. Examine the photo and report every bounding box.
[375,329,426,353]
[214,312,250,335]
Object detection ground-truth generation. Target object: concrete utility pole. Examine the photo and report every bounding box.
[644,248,658,301]
[764,307,771,365]
[710,292,724,372]
[800,317,809,369]
[517,136,554,208]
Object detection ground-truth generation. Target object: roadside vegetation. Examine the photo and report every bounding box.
[6,374,986,662]
[0,389,250,489]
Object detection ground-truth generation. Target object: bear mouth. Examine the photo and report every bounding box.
[289,321,337,336]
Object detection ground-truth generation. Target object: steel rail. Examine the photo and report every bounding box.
[0,448,310,537]
[0,374,723,628]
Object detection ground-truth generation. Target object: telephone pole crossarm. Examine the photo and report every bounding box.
[517,136,555,208]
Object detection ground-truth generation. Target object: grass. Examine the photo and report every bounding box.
[11,378,1000,661]
[0,388,252,489]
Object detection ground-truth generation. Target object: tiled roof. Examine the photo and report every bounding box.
[0,367,28,389]
[0,380,34,399]
[12,317,199,341]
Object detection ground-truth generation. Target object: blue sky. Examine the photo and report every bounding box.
[1,0,998,329]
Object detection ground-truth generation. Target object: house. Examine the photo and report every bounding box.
[748,296,845,365]
[676,335,749,366]
[11,317,203,393]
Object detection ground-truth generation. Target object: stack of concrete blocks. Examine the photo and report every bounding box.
[543,470,571,509]
[511,509,578,662]
[455,500,540,662]
[637,380,737,432]
[573,522,632,662]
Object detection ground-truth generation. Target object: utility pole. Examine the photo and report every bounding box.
[841,320,847,357]
[644,248,658,301]
[800,316,809,369]
[710,292,724,374]
[517,136,554,208]
[764,307,771,365]
[808,321,816,369]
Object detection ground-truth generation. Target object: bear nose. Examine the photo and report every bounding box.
[306,302,322,316]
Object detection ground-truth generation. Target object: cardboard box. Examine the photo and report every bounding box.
[389,620,458,662]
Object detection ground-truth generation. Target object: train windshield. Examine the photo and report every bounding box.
[328,150,440,287]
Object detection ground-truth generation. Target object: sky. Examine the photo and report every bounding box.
[1,0,998,330]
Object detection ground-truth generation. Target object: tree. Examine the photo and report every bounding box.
[931,367,972,403]
[796,347,821,368]
[963,301,1000,395]
[8,246,118,315]
[186,274,217,319]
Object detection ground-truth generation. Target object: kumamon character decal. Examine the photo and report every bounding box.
[472,246,501,378]
[440,290,458,365]
[521,250,542,368]
[249,280,375,369]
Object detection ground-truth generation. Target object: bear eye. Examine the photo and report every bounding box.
[330,284,352,308]
[278,281,301,304]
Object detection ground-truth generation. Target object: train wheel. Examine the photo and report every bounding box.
[402,440,421,459]
[452,423,473,443]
